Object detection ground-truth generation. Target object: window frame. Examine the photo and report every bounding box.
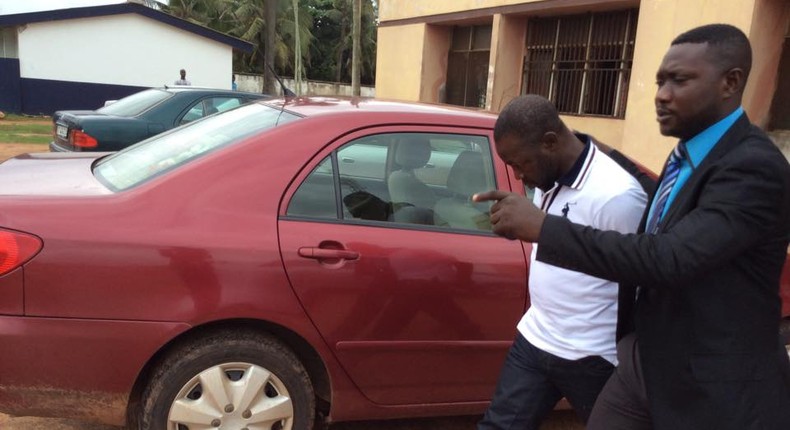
[280,125,515,236]
[445,24,493,108]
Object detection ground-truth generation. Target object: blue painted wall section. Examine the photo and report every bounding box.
[0,59,22,113]
[19,78,146,115]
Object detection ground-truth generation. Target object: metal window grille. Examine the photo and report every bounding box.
[446,25,492,108]
[522,9,637,118]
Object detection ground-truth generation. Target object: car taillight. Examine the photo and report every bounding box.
[70,129,98,148]
[0,228,42,276]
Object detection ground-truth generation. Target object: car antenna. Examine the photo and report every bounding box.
[265,63,296,98]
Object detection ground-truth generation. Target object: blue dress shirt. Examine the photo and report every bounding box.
[648,106,745,222]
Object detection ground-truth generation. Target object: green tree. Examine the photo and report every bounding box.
[307,0,376,84]
[165,0,375,87]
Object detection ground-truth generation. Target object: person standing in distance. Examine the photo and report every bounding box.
[477,95,647,430]
[474,23,790,430]
[174,69,191,86]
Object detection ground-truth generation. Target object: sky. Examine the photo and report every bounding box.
[0,0,134,16]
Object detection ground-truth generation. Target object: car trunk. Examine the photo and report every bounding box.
[51,111,102,151]
[0,152,112,196]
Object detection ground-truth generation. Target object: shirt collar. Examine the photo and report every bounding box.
[556,133,594,189]
[683,106,744,168]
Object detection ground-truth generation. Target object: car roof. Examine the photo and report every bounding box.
[263,97,497,127]
[160,86,266,98]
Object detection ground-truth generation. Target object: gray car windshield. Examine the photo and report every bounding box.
[94,103,299,191]
[96,89,173,117]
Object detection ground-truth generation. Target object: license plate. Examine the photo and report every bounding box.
[56,124,68,139]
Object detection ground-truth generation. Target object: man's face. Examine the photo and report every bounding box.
[655,43,727,140]
[496,133,557,192]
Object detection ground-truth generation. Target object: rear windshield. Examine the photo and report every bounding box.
[94,103,299,191]
[96,89,173,117]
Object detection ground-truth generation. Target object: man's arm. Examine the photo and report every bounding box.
[476,147,790,289]
[536,150,789,288]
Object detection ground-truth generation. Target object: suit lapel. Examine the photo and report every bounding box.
[659,113,752,230]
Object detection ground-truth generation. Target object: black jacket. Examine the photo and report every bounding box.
[537,114,790,430]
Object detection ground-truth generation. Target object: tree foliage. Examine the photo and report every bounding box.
[164,0,377,85]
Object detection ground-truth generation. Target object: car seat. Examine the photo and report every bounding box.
[387,136,437,209]
[433,150,491,230]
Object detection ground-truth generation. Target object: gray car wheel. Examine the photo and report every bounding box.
[136,329,315,430]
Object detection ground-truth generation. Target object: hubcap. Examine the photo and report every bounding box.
[167,362,293,430]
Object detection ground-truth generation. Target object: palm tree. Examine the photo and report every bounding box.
[223,0,312,93]
[351,0,360,95]
[309,0,376,84]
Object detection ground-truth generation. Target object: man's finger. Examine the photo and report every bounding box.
[472,190,510,203]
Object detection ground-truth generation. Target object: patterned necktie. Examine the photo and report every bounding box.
[646,143,685,234]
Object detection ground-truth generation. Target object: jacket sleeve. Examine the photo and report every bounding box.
[536,145,790,290]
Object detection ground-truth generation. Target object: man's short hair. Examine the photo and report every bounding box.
[494,95,563,145]
[672,24,752,77]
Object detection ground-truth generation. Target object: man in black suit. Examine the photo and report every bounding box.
[474,24,790,430]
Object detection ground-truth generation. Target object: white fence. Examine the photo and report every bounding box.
[236,73,375,97]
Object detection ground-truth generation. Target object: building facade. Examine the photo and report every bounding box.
[375,0,789,170]
[0,1,252,115]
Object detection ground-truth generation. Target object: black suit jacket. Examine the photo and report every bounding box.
[537,114,790,430]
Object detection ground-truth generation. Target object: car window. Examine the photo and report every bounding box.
[286,132,496,232]
[96,89,173,117]
[94,103,300,191]
[214,97,243,112]
[286,157,337,219]
[180,97,241,125]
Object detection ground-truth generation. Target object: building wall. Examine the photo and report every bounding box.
[18,14,232,89]
[377,0,789,171]
[8,13,234,113]
[381,0,544,22]
[236,73,375,97]
[375,24,426,101]
[419,24,452,104]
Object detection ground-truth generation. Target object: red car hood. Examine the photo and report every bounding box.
[0,152,113,196]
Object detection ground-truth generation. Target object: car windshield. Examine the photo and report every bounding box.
[96,89,173,117]
[94,103,299,191]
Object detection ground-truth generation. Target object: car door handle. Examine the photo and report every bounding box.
[298,247,359,260]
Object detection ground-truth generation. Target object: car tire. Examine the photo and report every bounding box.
[136,329,315,430]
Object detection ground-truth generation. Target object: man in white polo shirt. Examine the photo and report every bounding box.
[478,95,647,430]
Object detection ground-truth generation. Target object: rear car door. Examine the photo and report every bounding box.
[278,126,529,405]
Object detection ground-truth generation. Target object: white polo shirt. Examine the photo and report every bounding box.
[517,139,647,364]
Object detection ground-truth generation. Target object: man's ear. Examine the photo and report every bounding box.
[722,67,745,99]
[541,131,559,151]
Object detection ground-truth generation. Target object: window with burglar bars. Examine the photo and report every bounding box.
[446,25,492,108]
[522,9,638,118]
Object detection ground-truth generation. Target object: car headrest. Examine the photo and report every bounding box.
[447,151,487,197]
[395,136,432,170]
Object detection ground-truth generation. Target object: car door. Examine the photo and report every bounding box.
[278,126,529,406]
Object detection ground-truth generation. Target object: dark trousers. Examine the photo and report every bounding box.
[586,333,653,430]
[478,333,614,430]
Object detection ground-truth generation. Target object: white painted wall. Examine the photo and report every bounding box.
[18,13,233,89]
[237,73,376,97]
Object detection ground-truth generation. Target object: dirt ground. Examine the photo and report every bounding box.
[0,411,582,430]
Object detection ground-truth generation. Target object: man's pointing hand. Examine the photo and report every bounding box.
[473,190,546,242]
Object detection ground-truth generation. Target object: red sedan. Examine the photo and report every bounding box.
[0,98,788,430]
